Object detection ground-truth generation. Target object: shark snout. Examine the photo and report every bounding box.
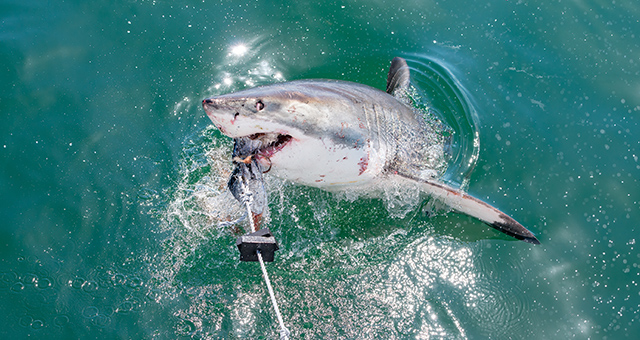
[202,98,220,110]
[202,97,246,112]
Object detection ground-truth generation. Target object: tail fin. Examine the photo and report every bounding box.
[396,173,540,244]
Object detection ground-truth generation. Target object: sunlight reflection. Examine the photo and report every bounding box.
[229,43,248,57]
[376,236,476,338]
[206,38,286,93]
[232,290,259,337]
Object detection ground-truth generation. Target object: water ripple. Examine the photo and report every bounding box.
[405,54,481,189]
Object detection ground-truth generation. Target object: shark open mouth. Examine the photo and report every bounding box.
[240,133,292,158]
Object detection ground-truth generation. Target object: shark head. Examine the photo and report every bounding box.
[202,80,390,188]
[202,86,297,161]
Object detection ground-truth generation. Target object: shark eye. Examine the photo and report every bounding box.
[256,100,265,111]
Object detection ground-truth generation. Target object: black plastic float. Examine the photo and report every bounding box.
[236,227,279,262]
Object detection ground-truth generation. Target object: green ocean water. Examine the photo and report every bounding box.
[2,0,639,339]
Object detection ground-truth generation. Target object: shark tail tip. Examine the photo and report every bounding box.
[489,220,541,245]
[521,236,541,245]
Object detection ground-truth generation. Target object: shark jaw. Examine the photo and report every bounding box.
[202,97,297,169]
[240,133,293,159]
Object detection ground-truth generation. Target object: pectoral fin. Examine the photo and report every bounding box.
[396,173,540,244]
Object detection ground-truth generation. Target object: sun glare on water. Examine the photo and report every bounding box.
[230,44,248,57]
[207,41,285,92]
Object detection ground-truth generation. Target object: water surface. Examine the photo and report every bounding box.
[1,0,639,338]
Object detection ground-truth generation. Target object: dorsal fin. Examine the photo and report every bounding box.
[386,57,410,96]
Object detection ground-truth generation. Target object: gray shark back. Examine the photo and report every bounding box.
[297,79,448,181]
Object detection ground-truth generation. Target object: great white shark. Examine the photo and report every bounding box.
[202,57,540,244]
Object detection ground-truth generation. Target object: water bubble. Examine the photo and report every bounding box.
[19,315,33,327]
[92,314,112,327]
[36,277,53,289]
[103,305,115,316]
[82,280,99,293]
[176,319,197,336]
[127,276,144,289]
[31,319,44,329]
[96,269,113,287]
[120,297,141,314]
[71,277,85,289]
[117,300,134,314]
[55,273,73,288]
[24,292,47,309]
[10,281,25,293]
[54,315,70,327]
[0,271,17,288]
[82,306,99,319]
[22,273,38,285]
[145,288,162,302]
[111,273,126,286]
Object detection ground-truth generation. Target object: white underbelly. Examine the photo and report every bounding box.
[259,137,386,189]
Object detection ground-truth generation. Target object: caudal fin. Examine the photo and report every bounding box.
[395,173,540,244]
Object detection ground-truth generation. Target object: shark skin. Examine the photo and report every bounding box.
[203,57,540,244]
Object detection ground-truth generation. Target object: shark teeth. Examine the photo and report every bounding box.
[235,133,292,158]
[254,133,292,158]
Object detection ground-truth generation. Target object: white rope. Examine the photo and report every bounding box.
[257,250,291,340]
[239,171,290,339]
[239,174,258,233]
